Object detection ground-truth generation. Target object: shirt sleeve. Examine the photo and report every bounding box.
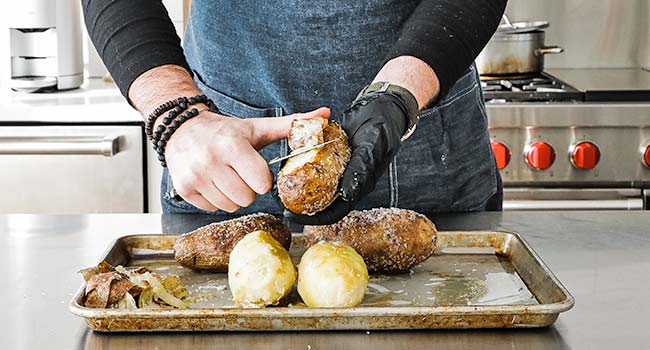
[82,0,192,104]
[386,0,507,99]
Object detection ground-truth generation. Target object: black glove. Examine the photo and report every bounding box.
[281,83,419,225]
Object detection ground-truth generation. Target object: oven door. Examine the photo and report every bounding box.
[0,125,144,213]
[503,188,645,210]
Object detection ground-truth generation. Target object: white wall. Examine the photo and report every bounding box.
[163,0,185,39]
[505,0,650,69]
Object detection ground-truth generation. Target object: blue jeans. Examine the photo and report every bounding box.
[161,64,502,214]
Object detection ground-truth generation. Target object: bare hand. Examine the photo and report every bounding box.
[166,107,331,212]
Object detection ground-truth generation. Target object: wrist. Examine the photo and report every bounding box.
[355,82,419,142]
[129,64,204,117]
[149,94,220,167]
[372,56,440,109]
[151,102,212,135]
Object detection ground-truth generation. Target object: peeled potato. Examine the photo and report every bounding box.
[228,230,297,308]
[297,241,368,308]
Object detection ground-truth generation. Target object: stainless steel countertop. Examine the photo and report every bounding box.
[2,212,650,350]
[547,68,650,91]
[0,78,141,124]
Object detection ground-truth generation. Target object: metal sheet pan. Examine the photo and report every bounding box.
[69,231,574,331]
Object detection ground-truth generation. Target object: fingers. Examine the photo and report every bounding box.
[339,144,376,202]
[292,106,331,120]
[176,165,258,212]
[225,143,274,195]
[208,165,257,207]
[195,180,240,213]
[250,107,331,148]
[181,192,219,212]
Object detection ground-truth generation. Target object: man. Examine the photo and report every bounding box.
[83,0,506,224]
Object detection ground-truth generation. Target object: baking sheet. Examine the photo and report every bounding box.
[70,231,574,331]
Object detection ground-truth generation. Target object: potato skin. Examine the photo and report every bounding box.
[277,121,351,215]
[303,208,437,273]
[84,271,133,308]
[173,213,291,272]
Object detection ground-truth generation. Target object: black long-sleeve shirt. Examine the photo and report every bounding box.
[82,0,506,104]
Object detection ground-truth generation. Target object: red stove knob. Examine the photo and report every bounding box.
[525,141,555,170]
[643,145,650,168]
[491,141,511,170]
[571,141,600,169]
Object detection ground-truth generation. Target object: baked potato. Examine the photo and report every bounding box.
[173,213,291,272]
[228,230,297,308]
[297,241,368,308]
[303,208,437,273]
[277,118,351,215]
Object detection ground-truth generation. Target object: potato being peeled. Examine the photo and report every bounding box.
[277,118,351,215]
[228,230,297,308]
[297,241,368,308]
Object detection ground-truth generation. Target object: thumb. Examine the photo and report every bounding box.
[251,107,331,149]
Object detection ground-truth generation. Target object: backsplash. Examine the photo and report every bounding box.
[505,0,650,69]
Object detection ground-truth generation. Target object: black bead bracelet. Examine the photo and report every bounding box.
[152,107,201,168]
[148,95,220,168]
[145,94,214,141]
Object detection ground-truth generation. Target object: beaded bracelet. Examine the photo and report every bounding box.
[145,98,181,140]
[152,107,198,167]
[150,99,219,168]
[145,94,213,140]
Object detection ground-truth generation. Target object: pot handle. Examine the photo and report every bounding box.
[535,46,564,56]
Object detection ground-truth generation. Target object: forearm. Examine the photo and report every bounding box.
[385,0,507,99]
[129,64,204,117]
[372,56,439,110]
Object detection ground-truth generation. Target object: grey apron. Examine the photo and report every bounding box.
[161,0,501,214]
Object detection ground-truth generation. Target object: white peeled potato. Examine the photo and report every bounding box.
[297,241,368,308]
[228,230,297,308]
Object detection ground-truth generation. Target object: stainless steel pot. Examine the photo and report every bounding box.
[476,31,563,75]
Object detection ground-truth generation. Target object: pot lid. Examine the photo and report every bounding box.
[497,20,549,34]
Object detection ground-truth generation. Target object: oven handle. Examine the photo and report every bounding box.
[504,199,644,211]
[0,136,120,157]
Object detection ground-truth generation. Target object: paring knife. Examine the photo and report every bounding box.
[268,138,340,165]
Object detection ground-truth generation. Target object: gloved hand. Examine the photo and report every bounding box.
[280,83,419,225]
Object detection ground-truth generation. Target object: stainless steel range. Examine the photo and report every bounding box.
[482,73,582,102]
[484,68,650,210]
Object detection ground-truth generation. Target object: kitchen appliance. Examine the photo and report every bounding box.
[8,0,84,92]
[476,31,563,75]
[485,68,650,210]
[481,73,582,102]
[0,125,144,213]
[0,78,146,214]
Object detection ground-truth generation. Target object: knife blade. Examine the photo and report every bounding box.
[268,138,340,165]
